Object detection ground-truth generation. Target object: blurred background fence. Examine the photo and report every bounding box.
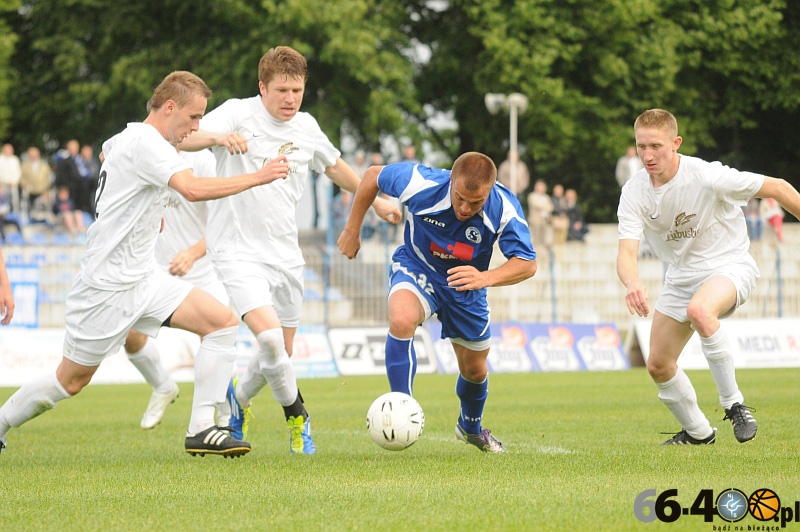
[3,223,797,330]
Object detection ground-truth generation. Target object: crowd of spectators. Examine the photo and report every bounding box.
[0,139,99,245]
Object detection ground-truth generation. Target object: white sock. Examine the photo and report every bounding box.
[700,327,744,409]
[126,338,175,394]
[245,328,298,407]
[656,368,714,440]
[0,372,71,439]
[188,326,237,435]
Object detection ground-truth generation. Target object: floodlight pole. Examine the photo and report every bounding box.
[485,92,528,321]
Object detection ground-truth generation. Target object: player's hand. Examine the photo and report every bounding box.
[168,249,197,277]
[373,197,402,224]
[0,288,14,325]
[446,265,486,291]
[256,155,290,185]
[625,281,649,317]
[219,132,249,155]
[337,227,362,259]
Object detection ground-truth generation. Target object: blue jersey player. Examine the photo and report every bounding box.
[338,152,537,453]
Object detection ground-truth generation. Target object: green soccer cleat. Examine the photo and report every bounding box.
[288,415,316,454]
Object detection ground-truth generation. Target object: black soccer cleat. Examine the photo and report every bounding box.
[185,426,251,458]
[723,403,758,443]
[661,429,716,445]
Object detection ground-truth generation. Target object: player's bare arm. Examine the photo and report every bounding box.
[447,257,537,291]
[326,159,401,224]
[168,156,289,201]
[0,248,14,325]
[338,165,385,259]
[754,176,800,220]
[617,238,649,317]
[179,130,249,155]
[169,237,206,277]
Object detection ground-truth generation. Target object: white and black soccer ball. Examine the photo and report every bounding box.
[366,392,425,451]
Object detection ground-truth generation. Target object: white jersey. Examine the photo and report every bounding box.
[82,123,189,290]
[618,154,764,271]
[154,149,217,285]
[200,96,340,267]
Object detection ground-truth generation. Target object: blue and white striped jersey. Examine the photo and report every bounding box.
[378,162,536,289]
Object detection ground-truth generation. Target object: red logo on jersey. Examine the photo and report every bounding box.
[430,241,474,260]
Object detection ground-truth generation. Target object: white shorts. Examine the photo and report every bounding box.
[656,254,759,323]
[63,270,193,366]
[214,261,304,327]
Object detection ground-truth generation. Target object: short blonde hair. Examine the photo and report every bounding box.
[634,108,678,137]
[258,46,308,86]
[150,71,211,111]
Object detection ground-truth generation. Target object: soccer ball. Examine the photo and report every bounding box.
[366,392,425,451]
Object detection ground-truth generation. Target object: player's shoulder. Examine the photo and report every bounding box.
[102,123,156,157]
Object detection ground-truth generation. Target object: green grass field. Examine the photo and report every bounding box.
[1,368,799,531]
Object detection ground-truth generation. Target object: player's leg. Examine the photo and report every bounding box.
[156,282,248,457]
[0,276,127,453]
[385,288,426,395]
[0,358,95,452]
[648,310,715,444]
[688,267,757,443]
[240,306,314,454]
[450,340,505,453]
[124,329,179,429]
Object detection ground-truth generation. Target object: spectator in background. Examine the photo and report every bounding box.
[54,140,84,220]
[332,189,353,237]
[401,144,420,163]
[80,144,101,217]
[565,188,589,242]
[0,246,14,325]
[760,196,784,242]
[615,145,643,188]
[0,143,22,215]
[52,185,85,236]
[370,151,384,166]
[351,150,368,178]
[526,179,553,249]
[20,146,53,220]
[742,197,763,241]
[0,187,22,241]
[497,150,530,202]
[550,183,570,246]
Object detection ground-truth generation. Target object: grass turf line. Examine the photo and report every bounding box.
[1,368,798,530]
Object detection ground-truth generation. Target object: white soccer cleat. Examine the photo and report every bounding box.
[140,384,180,429]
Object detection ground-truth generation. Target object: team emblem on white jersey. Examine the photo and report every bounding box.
[262,142,300,174]
[674,212,696,227]
[465,226,481,244]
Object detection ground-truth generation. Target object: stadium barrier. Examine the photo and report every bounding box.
[0,321,628,386]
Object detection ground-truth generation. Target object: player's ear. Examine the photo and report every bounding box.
[673,136,683,151]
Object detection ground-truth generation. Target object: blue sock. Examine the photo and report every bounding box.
[385,334,417,395]
[456,375,488,434]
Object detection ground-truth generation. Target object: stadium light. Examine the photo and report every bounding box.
[485,92,529,320]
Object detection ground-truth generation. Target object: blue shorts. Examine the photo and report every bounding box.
[388,260,490,343]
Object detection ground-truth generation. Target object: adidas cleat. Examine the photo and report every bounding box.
[661,429,716,445]
[226,378,253,440]
[140,384,180,429]
[723,403,758,443]
[288,415,316,454]
[185,426,251,458]
[455,423,506,453]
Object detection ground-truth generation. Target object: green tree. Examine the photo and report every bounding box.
[0,0,20,140]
